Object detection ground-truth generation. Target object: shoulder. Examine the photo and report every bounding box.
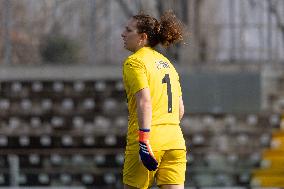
[123,49,148,69]
[122,56,146,78]
[124,56,144,69]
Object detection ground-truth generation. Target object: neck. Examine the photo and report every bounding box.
[134,45,150,52]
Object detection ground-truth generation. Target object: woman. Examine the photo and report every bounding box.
[121,11,187,189]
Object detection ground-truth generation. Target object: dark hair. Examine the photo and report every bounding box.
[133,11,184,47]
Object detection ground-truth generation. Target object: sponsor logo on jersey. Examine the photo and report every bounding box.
[156,60,170,70]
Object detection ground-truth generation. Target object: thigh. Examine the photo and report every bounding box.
[156,150,187,186]
[123,151,155,189]
[160,184,184,189]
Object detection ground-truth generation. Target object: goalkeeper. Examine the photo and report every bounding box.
[121,11,187,189]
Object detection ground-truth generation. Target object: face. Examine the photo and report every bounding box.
[121,18,143,52]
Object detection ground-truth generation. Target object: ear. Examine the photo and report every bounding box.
[140,33,148,41]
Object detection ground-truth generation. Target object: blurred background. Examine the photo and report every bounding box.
[0,0,284,188]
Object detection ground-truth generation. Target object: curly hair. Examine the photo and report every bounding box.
[133,11,184,48]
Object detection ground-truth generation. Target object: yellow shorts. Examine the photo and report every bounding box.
[123,149,187,189]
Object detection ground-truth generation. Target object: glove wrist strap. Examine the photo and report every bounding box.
[139,129,150,141]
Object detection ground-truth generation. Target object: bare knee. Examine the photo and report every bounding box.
[160,184,184,189]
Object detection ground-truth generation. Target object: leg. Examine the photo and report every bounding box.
[160,184,184,189]
[123,152,157,189]
[156,150,187,188]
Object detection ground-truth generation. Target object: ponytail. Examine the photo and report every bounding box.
[159,11,184,47]
[133,11,184,48]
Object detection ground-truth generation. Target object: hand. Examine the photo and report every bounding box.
[139,129,158,171]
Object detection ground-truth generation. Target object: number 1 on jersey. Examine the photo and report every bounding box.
[162,74,172,113]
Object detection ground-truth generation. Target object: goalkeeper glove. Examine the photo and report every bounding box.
[139,129,158,171]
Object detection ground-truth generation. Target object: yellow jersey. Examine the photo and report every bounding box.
[122,47,186,152]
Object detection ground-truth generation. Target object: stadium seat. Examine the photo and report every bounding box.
[38,173,50,185]
[71,154,85,165]
[29,154,41,165]
[104,134,117,146]
[113,116,128,133]
[30,117,42,128]
[50,154,63,165]
[81,173,94,185]
[236,134,249,146]
[237,172,251,185]
[115,153,124,166]
[0,99,10,112]
[94,81,106,92]
[0,173,8,185]
[192,134,205,146]
[224,115,237,127]
[180,115,190,127]
[0,136,8,147]
[253,168,284,176]
[53,81,64,93]
[226,154,239,165]
[61,98,74,112]
[82,98,95,110]
[20,98,32,112]
[94,116,111,130]
[0,155,8,169]
[41,98,53,111]
[19,154,41,168]
[205,153,228,170]
[73,81,85,93]
[115,81,124,92]
[40,135,52,147]
[259,133,271,147]
[11,81,23,94]
[19,136,30,147]
[281,115,284,130]
[8,117,21,130]
[260,157,284,168]
[2,78,275,188]
[251,175,284,187]
[19,173,27,185]
[51,116,65,128]
[262,149,284,158]
[102,98,119,114]
[193,174,216,187]
[60,173,72,184]
[202,115,215,127]
[82,135,96,147]
[248,152,261,166]
[186,153,194,166]
[31,81,43,93]
[271,136,284,149]
[215,173,235,186]
[103,173,116,185]
[246,114,258,126]
[72,116,84,129]
[94,154,106,166]
[61,135,73,147]
[269,114,280,128]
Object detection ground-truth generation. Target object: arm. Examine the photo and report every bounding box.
[179,96,185,121]
[135,88,152,130]
[135,88,158,171]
